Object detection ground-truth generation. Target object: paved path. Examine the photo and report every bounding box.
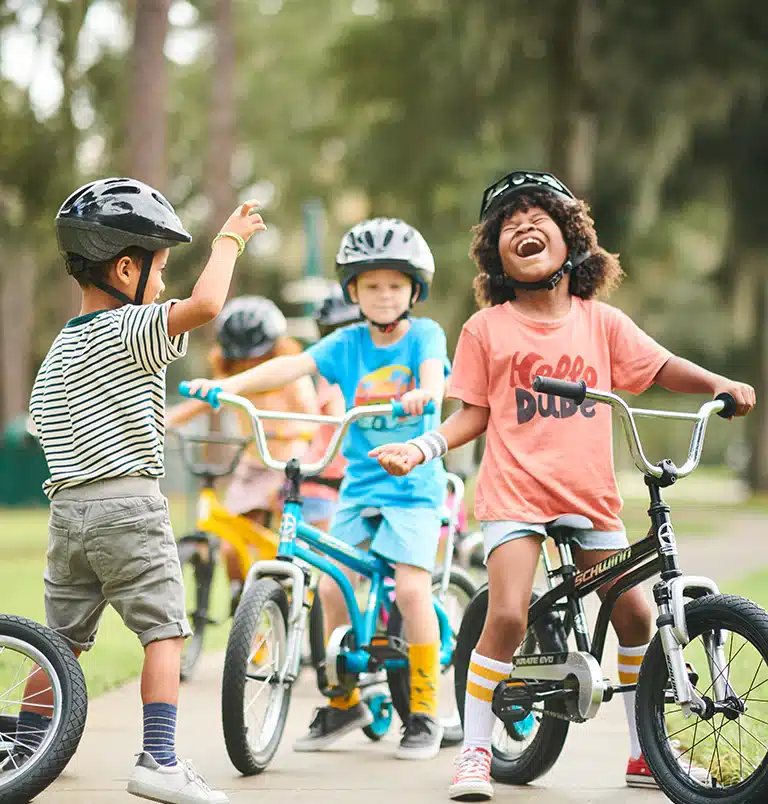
[39,527,768,803]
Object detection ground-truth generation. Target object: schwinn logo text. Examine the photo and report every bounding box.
[574,548,632,587]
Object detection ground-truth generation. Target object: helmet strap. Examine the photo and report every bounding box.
[68,253,153,306]
[491,251,591,292]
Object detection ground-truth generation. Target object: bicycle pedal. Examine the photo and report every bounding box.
[364,635,409,662]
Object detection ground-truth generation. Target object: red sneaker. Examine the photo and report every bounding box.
[626,745,712,789]
[626,754,657,788]
[449,747,494,801]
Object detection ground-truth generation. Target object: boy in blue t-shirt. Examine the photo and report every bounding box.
[186,217,449,760]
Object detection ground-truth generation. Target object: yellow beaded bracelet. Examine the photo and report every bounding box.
[212,231,246,257]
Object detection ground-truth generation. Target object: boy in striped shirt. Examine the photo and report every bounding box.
[22,178,264,803]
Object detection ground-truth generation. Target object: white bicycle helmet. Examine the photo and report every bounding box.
[216,296,287,360]
[335,217,435,304]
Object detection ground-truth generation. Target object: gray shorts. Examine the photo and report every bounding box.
[481,520,629,564]
[44,477,191,651]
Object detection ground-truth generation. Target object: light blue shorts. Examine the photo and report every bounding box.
[481,520,629,564]
[330,504,442,572]
[301,495,337,526]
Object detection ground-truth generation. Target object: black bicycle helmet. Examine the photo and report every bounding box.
[478,170,589,292]
[314,284,361,337]
[56,177,192,305]
[216,296,287,360]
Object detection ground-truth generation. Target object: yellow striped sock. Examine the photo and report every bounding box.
[409,642,440,717]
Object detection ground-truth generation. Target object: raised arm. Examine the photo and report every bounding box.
[167,202,266,337]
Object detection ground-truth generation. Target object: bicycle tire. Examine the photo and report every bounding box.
[637,594,768,804]
[0,615,88,804]
[177,534,217,682]
[221,578,292,775]
[386,570,477,747]
[453,586,570,784]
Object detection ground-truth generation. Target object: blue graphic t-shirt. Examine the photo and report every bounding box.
[307,318,449,508]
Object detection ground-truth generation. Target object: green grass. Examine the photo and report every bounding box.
[0,500,232,698]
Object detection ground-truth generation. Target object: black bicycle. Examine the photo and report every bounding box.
[454,377,768,804]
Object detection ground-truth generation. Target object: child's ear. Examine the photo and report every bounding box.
[347,280,359,303]
[113,256,136,288]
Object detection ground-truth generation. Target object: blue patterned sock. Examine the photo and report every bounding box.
[16,711,51,751]
[143,702,178,767]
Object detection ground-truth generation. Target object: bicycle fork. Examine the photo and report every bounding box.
[654,577,734,717]
[244,559,310,684]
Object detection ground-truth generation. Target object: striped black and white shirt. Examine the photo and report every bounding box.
[30,302,188,499]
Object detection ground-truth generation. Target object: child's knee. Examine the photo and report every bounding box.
[394,567,432,615]
[613,591,653,643]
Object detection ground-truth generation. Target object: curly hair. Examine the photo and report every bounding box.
[470,190,624,308]
[208,336,303,379]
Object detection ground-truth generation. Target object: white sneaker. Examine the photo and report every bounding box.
[127,752,229,804]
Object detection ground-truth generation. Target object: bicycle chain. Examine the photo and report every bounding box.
[527,705,581,723]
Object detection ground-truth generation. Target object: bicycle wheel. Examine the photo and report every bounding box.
[221,578,292,775]
[177,533,218,682]
[637,594,768,804]
[453,586,570,784]
[387,569,477,747]
[0,615,88,804]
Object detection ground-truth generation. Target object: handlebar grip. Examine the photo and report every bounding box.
[715,392,737,419]
[178,381,222,410]
[532,376,587,404]
[391,399,436,419]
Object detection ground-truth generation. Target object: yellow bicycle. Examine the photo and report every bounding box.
[171,430,281,680]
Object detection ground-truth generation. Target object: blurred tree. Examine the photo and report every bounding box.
[128,0,171,187]
[205,0,236,247]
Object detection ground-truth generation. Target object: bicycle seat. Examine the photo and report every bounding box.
[546,515,594,543]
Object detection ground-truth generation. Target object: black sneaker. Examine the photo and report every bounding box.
[395,713,444,760]
[293,703,373,752]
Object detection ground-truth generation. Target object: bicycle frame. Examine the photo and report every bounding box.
[249,497,454,680]
[195,487,279,579]
[515,377,737,717]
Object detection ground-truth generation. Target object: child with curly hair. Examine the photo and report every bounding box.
[371,171,755,799]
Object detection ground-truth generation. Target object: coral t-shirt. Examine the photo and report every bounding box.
[448,299,672,531]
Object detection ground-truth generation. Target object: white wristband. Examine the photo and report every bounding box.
[408,431,448,463]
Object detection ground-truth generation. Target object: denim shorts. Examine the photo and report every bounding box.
[45,477,191,651]
[481,520,629,564]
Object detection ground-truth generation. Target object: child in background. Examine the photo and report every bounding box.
[167,295,318,611]
[184,218,450,760]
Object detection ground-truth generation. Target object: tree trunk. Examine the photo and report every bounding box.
[129,0,171,188]
[206,0,236,236]
[747,270,768,491]
[0,256,38,426]
[548,0,597,195]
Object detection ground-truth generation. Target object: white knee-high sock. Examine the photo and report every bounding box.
[462,650,514,752]
[618,643,649,760]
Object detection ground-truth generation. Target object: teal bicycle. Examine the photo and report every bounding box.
[179,382,476,775]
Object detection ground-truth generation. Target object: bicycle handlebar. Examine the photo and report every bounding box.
[178,382,435,476]
[531,376,737,481]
